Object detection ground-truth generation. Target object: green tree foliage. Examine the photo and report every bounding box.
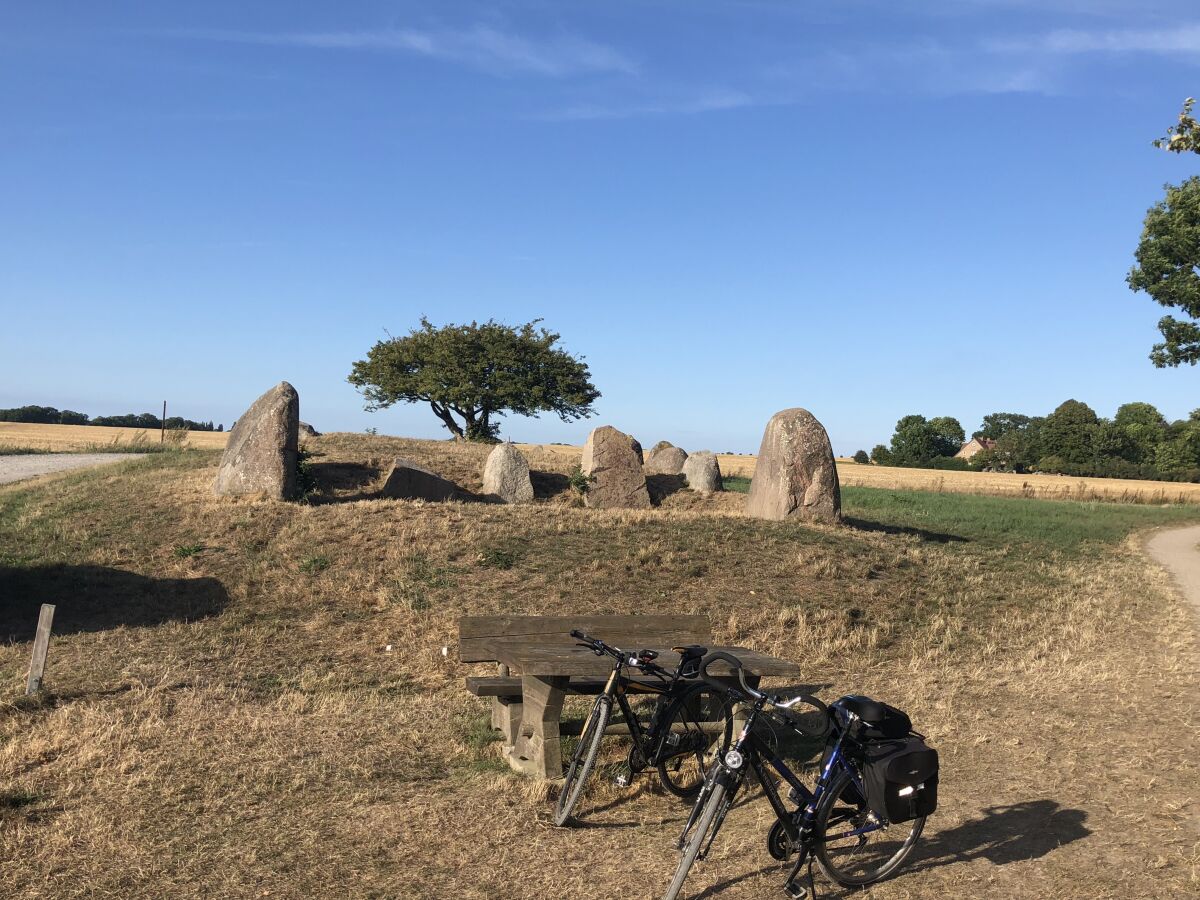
[852,449,870,464]
[973,412,1032,441]
[886,414,965,466]
[1153,97,1200,154]
[869,444,892,466]
[1128,177,1200,366]
[0,406,215,430]
[1039,400,1099,471]
[348,318,600,441]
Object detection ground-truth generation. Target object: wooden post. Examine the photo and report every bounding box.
[26,604,55,695]
[161,400,167,443]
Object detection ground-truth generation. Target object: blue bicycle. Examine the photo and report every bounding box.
[663,652,937,900]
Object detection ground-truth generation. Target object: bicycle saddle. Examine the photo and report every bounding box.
[834,695,887,723]
[672,645,708,660]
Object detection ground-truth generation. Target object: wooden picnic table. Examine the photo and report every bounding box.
[460,616,802,779]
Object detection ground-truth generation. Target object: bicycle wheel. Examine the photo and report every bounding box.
[662,780,731,900]
[812,767,924,886]
[655,686,734,798]
[553,694,611,826]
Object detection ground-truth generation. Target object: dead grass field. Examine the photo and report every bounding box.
[0,422,229,452]
[1,436,1198,899]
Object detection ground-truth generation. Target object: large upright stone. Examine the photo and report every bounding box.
[581,426,651,509]
[482,443,534,504]
[213,382,299,499]
[745,409,840,522]
[683,451,723,495]
[380,458,457,501]
[644,441,689,475]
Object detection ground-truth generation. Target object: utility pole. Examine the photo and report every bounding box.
[161,400,167,443]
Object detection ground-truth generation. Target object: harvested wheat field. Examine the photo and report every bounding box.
[1,434,1199,899]
[522,443,1200,504]
[0,422,229,453]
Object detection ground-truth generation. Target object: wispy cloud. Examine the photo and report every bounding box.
[179,25,637,78]
[988,23,1200,55]
[541,88,756,121]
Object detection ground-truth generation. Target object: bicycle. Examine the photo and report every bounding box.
[553,630,735,827]
[663,651,932,900]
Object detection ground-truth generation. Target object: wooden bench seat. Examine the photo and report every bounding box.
[465,674,670,698]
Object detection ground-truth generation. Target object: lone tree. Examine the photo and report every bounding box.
[348,317,600,441]
[1128,98,1200,366]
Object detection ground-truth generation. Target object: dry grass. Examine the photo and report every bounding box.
[0,436,1198,899]
[0,422,229,453]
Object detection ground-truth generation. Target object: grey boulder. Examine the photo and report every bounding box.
[745,408,840,522]
[580,426,651,509]
[380,458,458,501]
[682,451,723,495]
[298,421,321,438]
[213,382,299,500]
[482,443,534,504]
[644,441,689,475]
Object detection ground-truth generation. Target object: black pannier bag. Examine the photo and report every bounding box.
[855,736,939,824]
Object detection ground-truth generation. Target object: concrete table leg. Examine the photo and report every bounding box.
[506,675,569,778]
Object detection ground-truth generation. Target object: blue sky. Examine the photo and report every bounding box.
[3,1,1199,454]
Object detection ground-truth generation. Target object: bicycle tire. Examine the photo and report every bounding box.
[553,694,611,826]
[662,780,729,900]
[812,766,924,887]
[656,685,734,799]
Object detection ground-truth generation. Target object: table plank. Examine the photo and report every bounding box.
[459,614,711,662]
[493,644,801,678]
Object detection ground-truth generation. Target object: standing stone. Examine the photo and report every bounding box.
[580,426,651,509]
[682,451,723,495]
[745,409,840,522]
[298,422,321,438]
[213,382,299,499]
[482,443,534,504]
[644,440,689,475]
[380,458,458,501]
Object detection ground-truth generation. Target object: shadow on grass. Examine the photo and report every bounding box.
[647,474,688,505]
[910,800,1090,870]
[843,516,970,545]
[532,470,571,501]
[688,799,1090,898]
[307,460,383,504]
[0,565,229,641]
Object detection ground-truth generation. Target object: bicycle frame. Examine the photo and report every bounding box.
[685,701,882,864]
[591,654,705,770]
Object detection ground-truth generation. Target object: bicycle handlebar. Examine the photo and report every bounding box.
[568,630,668,676]
[698,650,831,739]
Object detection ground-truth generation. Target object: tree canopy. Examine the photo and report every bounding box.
[1128,177,1200,366]
[1128,98,1200,367]
[348,317,600,441]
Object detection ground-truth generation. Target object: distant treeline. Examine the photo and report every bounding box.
[0,405,222,432]
[862,400,1200,483]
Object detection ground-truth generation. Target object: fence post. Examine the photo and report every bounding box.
[26,604,55,696]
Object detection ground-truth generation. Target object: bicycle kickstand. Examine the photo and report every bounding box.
[781,850,815,899]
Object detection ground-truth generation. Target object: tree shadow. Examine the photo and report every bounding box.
[647,474,688,505]
[0,565,229,641]
[910,800,1090,871]
[843,516,969,544]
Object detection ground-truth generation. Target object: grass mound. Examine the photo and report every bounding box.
[0,434,1197,898]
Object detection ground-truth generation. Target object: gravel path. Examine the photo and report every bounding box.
[0,453,145,485]
[1145,523,1200,621]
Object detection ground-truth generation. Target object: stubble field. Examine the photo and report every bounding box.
[0,434,1198,899]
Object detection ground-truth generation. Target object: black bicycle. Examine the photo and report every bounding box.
[553,630,735,827]
[663,652,937,900]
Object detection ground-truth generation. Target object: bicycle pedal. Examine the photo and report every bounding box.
[781,881,808,899]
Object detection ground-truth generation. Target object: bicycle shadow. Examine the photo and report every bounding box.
[687,799,1090,898]
[909,800,1091,871]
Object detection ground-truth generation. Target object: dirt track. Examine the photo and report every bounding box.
[1146,524,1200,620]
[0,453,144,485]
